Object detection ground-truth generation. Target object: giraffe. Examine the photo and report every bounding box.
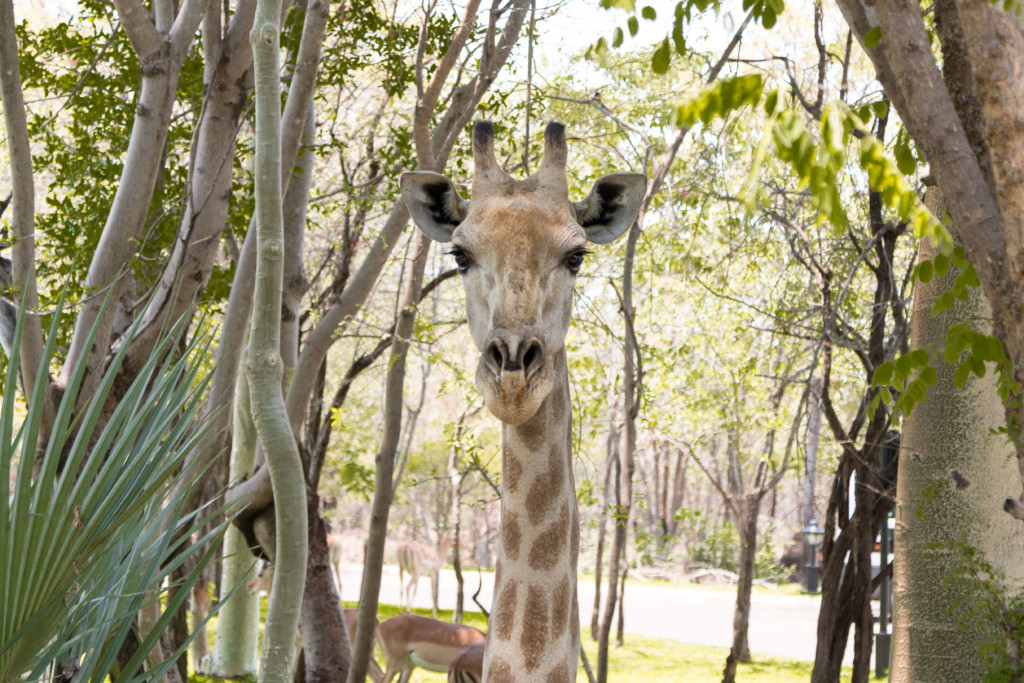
[401,121,645,681]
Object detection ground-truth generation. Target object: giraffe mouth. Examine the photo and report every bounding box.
[475,346,553,426]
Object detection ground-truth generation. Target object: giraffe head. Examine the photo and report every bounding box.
[401,121,645,425]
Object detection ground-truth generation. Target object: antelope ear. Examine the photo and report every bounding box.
[572,173,647,244]
[400,171,469,243]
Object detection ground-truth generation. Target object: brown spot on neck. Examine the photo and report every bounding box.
[521,584,549,671]
[528,502,571,570]
[494,580,517,641]
[552,578,570,637]
[503,512,522,560]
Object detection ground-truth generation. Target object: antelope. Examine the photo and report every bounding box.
[376,613,485,683]
[396,535,452,618]
[447,641,484,683]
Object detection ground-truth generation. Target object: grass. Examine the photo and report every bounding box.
[188,601,836,682]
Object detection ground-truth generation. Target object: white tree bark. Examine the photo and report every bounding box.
[248,1,307,679]
[0,0,45,407]
[59,0,207,410]
[211,366,261,678]
[892,190,1024,680]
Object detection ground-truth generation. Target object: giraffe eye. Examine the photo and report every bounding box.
[565,249,589,275]
[447,247,472,273]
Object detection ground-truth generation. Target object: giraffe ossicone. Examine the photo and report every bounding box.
[401,121,645,681]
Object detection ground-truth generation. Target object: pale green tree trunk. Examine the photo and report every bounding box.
[892,190,1024,681]
[249,1,307,681]
[211,367,261,678]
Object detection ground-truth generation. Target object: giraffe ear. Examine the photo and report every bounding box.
[572,173,647,244]
[400,171,469,243]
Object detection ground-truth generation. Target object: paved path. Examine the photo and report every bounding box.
[337,563,859,664]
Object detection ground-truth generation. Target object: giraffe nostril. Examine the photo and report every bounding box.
[486,339,506,375]
[520,338,543,379]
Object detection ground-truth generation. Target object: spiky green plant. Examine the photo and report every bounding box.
[0,295,229,682]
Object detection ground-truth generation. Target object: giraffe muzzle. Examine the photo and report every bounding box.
[476,332,552,425]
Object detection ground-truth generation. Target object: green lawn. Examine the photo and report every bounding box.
[189,601,843,682]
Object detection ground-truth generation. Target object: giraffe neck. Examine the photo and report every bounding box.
[484,348,579,681]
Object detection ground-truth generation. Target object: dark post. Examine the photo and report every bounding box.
[802,519,824,594]
[875,429,899,677]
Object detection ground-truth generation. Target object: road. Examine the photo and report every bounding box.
[337,563,858,664]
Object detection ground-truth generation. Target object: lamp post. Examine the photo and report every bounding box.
[803,518,824,594]
[875,429,899,677]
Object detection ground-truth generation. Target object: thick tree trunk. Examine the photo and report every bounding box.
[891,193,1024,681]
[299,494,352,682]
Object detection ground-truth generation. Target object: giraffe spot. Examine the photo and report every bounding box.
[495,581,517,641]
[526,462,564,525]
[504,513,522,561]
[570,513,580,567]
[546,661,572,683]
[552,578,570,636]
[505,453,523,493]
[529,503,570,570]
[518,422,546,452]
[551,389,567,424]
[488,656,513,681]
[521,585,549,671]
[570,594,580,641]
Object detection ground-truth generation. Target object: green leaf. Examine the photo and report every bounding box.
[641,5,657,19]
[917,260,934,283]
[628,15,639,36]
[761,7,777,28]
[920,366,938,386]
[873,361,894,386]
[765,90,779,115]
[865,26,882,49]
[652,38,671,74]
[613,27,624,48]
[934,252,949,278]
[954,363,971,389]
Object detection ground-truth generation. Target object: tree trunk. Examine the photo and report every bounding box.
[0,0,45,408]
[346,232,431,683]
[211,369,261,677]
[615,560,627,647]
[668,448,686,537]
[450,438,465,624]
[595,449,623,683]
[804,377,822,525]
[891,191,1024,681]
[298,494,352,682]
[591,415,617,640]
[249,1,308,679]
[724,493,759,683]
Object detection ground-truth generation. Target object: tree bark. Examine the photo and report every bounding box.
[60,0,206,413]
[299,492,352,682]
[0,0,45,408]
[591,423,616,640]
[891,190,1024,681]
[725,493,760,678]
[211,368,261,678]
[248,0,307,679]
[346,231,431,683]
